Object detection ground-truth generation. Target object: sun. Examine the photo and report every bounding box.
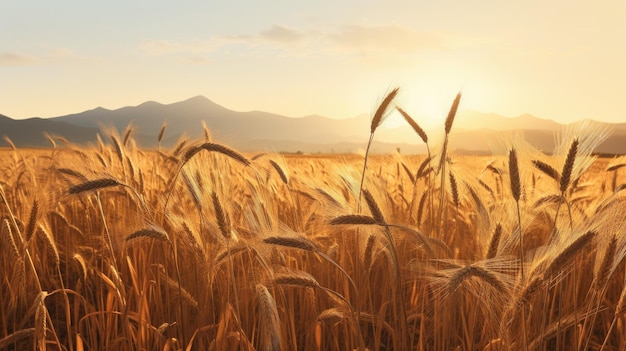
[384,88,461,132]
[383,79,490,132]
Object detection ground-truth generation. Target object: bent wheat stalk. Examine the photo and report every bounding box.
[358,87,399,210]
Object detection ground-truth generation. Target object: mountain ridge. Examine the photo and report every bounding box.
[1,96,625,154]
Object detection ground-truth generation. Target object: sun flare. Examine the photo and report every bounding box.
[382,77,491,133]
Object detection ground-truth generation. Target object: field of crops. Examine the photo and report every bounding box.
[1,92,626,351]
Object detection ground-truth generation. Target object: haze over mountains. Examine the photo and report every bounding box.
[1,96,625,154]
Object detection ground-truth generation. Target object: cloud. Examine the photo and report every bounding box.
[260,25,305,43]
[0,52,38,66]
[329,25,447,53]
[0,48,86,66]
[140,39,216,55]
[138,24,463,64]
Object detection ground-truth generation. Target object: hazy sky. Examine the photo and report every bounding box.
[2,1,625,128]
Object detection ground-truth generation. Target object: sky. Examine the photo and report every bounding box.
[2,0,626,129]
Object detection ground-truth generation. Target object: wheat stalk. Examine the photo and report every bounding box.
[255,284,282,351]
[486,224,502,260]
[509,149,521,202]
[400,162,416,184]
[544,230,595,278]
[396,106,428,143]
[56,168,87,181]
[158,270,199,308]
[363,234,377,273]
[509,147,527,351]
[273,272,321,289]
[184,142,250,167]
[24,199,39,242]
[317,308,347,323]
[269,159,289,185]
[445,92,462,135]
[436,92,461,237]
[37,224,60,268]
[447,265,506,295]
[449,172,460,208]
[158,121,167,144]
[416,190,428,226]
[122,124,135,147]
[4,135,16,150]
[126,227,171,243]
[362,189,385,223]
[329,214,380,226]
[68,178,123,194]
[371,88,399,133]
[4,218,22,258]
[110,133,125,163]
[560,138,579,193]
[596,235,618,289]
[34,291,48,351]
[416,156,433,179]
[212,192,232,239]
[201,120,211,141]
[600,282,626,351]
[263,236,317,252]
[532,160,561,182]
[358,87,400,208]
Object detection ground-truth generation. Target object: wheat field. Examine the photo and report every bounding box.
[1,92,626,351]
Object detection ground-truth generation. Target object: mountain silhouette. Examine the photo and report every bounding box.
[0,113,100,146]
[51,96,371,150]
[1,97,624,154]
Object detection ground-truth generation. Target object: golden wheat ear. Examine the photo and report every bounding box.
[486,224,502,259]
[126,227,170,243]
[183,142,250,166]
[68,178,123,194]
[532,160,561,182]
[508,149,521,202]
[544,230,595,278]
[211,191,232,239]
[445,91,462,135]
[158,121,167,143]
[273,272,321,289]
[359,87,401,207]
[595,235,617,289]
[329,214,380,226]
[254,284,282,351]
[263,236,317,252]
[269,159,289,185]
[447,265,506,296]
[559,138,578,193]
[362,189,385,223]
[396,106,428,144]
[371,88,400,133]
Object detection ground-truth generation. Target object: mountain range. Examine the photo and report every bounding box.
[1,96,625,155]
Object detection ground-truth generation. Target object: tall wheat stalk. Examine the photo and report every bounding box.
[508,147,529,351]
[438,92,461,236]
[358,88,399,209]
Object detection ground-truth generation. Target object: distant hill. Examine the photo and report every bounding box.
[377,110,625,155]
[1,96,625,154]
[50,96,372,151]
[0,113,100,146]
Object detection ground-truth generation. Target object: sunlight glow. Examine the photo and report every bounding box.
[383,84,462,131]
